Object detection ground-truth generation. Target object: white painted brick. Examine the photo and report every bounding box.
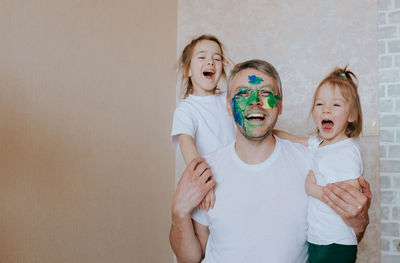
[396,100,400,111]
[381,85,387,98]
[389,10,400,23]
[381,160,400,172]
[381,145,388,157]
[395,55,400,66]
[381,190,398,204]
[381,175,392,188]
[393,239,400,251]
[381,114,400,127]
[379,40,387,54]
[381,99,394,112]
[397,128,400,142]
[394,207,400,220]
[388,84,400,96]
[380,0,393,10]
[382,222,400,236]
[382,254,400,263]
[380,129,395,142]
[382,238,391,251]
[380,55,393,68]
[380,12,387,25]
[389,145,400,157]
[382,206,391,220]
[380,69,400,82]
[394,176,400,188]
[388,40,400,52]
[380,26,398,39]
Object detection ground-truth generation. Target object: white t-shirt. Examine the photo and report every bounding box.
[192,137,311,263]
[307,136,363,245]
[171,92,236,156]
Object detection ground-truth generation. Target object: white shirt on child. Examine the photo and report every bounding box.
[171,91,236,155]
[192,137,311,263]
[307,136,363,245]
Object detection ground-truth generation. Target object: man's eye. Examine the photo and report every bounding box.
[260,90,271,96]
[237,90,250,96]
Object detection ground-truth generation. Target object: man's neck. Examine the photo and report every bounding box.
[234,131,276,165]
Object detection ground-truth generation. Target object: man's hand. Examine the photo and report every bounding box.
[172,158,216,222]
[170,158,215,263]
[321,176,371,242]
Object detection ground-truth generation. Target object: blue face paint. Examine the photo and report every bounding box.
[248,75,264,85]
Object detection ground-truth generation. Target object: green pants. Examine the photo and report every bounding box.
[308,242,357,263]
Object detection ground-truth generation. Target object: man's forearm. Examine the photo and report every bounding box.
[169,214,203,263]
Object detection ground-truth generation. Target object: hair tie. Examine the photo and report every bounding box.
[341,73,346,77]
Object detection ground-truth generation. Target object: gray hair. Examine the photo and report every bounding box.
[227,59,282,100]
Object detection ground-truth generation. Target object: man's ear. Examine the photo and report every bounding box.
[278,99,282,115]
[227,96,233,116]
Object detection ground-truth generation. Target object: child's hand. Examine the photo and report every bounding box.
[222,55,235,71]
[305,170,316,196]
[199,188,215,211]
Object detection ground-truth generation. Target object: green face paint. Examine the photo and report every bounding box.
[231,75,280,137]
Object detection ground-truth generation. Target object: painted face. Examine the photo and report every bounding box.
[188,40,223,96]
[312,84,352,145]
[228,69,281,140]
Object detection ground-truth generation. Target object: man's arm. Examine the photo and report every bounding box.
[169,158,215,262]
[322,176,371,242]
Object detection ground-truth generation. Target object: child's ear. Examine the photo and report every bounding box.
[182,66,192,78]
[348,114,355,123]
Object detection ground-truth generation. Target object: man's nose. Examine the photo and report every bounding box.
[249,91,262,105]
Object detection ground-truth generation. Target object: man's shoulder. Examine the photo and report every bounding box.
[276,136,312,159]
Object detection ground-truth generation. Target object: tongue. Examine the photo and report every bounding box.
[322,122,334,130]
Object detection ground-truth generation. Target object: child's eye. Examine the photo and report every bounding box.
[334,103,341,107]
[198,56,205,59]
[315,103,323,106]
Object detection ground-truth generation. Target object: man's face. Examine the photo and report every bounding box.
[227,68,281,141]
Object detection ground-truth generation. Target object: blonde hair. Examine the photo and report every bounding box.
[311,66,363,138]
[178,34,227,98]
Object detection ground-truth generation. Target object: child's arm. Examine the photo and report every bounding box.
[178,134,201,165]
[178,134,215,211]
[305,170,360,202]
[272,129,308,146]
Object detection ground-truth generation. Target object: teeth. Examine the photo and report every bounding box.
[247,113,264,118]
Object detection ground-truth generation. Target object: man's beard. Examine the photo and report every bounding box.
[238,122,275,141]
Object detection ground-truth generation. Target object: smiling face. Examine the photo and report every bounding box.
[188,40,223,96]
[312,83,353,144]
[227,68,281,140]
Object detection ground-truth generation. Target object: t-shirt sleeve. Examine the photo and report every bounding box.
[319,147,363,183]
[171,106,197,150]
[191,207,210,226]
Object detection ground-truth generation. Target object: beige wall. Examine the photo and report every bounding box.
[0,1,176,262]
[178,0,380,262]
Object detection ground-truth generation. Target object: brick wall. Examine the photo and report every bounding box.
[379,0,400,262]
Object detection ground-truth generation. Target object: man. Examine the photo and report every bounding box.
[170,59,371,263]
